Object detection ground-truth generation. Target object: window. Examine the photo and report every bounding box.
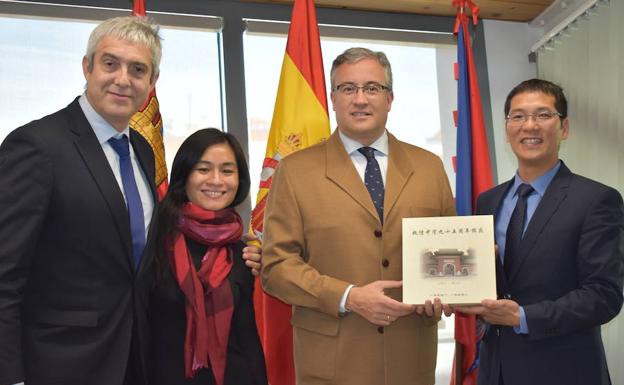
[152,25,222,167]
[244,23,457,204]
[0,8,222,169]
[0,16,94,136]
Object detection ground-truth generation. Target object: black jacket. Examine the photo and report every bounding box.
[150,239,268,385]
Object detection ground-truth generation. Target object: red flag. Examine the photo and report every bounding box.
[250,1,330,385]
[129,0,168,199]
[451,1,493,385]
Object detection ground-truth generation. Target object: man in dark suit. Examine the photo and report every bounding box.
[0,16,161,385]
[457,79,624,385]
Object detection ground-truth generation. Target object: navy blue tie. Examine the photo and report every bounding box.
[358,147,385,223]
[108,135,145,269]
[504,183,534,277]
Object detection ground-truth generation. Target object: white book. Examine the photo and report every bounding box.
[402,215,497,305]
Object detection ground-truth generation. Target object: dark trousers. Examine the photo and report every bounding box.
[123,325,142,385]
[123,363,138,385]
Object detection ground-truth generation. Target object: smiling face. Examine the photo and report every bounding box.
[82,36,157,131]
[331,58,393,146]
[185,142,240,211]
[506,91,569,179]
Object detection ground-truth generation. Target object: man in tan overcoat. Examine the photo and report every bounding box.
[261,47,456,385]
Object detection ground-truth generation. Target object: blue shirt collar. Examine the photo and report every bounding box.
[79,94,131,144]
[338,129,388,157]
[511,161,561,198]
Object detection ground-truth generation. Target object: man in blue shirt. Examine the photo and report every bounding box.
[457,79,623,385]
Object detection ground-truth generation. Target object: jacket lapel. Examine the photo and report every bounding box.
[485,180,514,293]
[507,164,571,284]
[66,99,134,271]
[129,129,157,201]
[129,129,157,275]
[384,133,414,221]
[325,131,380,223]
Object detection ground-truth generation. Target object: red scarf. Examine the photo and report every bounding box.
[169,202,243,385]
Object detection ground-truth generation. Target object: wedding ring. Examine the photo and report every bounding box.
[386,314,390,322]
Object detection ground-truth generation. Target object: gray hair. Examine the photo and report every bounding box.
[85,16,162,81]
[330,47,393,91]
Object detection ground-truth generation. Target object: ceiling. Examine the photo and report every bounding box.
[248,0,556,22]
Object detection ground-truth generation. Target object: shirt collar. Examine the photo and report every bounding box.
[338,129,388,156]
[79,94,131,144]
[511,161,561,198]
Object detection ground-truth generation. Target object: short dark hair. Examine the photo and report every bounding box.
[154,128,250,282]
[166,128,250,209]
[330,47,393,91]
[504,78,568,119]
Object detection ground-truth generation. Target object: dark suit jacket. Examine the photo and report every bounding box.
[475,162,624,385]
[0,98,157,385]
[150,240,268,385]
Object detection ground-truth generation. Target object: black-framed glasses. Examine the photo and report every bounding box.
[334,82,391,97]
[506,110,562,126]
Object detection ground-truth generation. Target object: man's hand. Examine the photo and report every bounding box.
[242,233,262,277]
[454,299,520,327]
[346,281,415,326]
[415,298,452,317]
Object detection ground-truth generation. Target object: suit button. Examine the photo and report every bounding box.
[374,230,382,238]
[377,326,384,334]
[504,293,512,299]
[382,259,389,268]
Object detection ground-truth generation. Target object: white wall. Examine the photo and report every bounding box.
[482,20,536,183]
[536,3,624,382]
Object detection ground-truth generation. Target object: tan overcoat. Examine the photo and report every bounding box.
[262,131,456,385]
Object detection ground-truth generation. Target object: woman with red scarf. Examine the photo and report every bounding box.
[150,128,267,385]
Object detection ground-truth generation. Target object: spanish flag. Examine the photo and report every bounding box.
[250,1,330,384]
[129,0,168,199]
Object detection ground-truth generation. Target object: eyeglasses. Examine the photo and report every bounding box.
[334,82,391,97]
[506,110,562,127]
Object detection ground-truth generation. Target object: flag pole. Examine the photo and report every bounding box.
[454,3,467,382]
[451,1,492,385]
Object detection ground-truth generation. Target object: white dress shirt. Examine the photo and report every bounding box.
[336,129,389,313]
[79,94,154,236]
